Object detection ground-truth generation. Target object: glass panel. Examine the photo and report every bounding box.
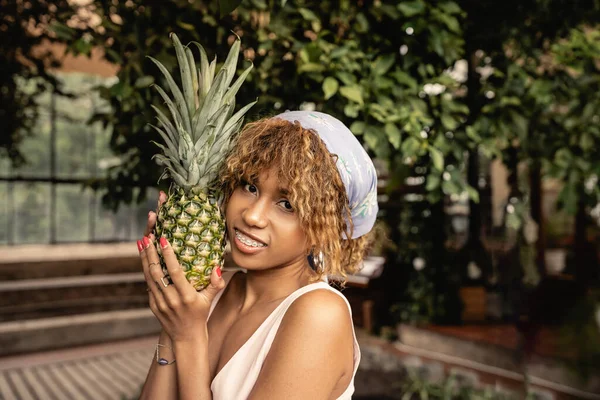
[94,191,135,241]
[56,184,92,242]
[55,73,97,179]
[93,77,117,179]
[11,107,52,178]
[128,188,160,241]
[0,182,8,244]
[13,182,51,244]
[9,77,52,178]
[95,124,115,178]
[0,156,11,179]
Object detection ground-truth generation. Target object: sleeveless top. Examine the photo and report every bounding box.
[207,274,361,400]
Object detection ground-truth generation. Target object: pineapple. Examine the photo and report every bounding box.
[148,33,255,290]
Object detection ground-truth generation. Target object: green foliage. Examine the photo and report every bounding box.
[390,273,438,325]
[36,0,478,209]
[3,1,599,216]
[400,370,520,400]
[476,25,600,214]
[0,1,77,166]
[286,0,473,204]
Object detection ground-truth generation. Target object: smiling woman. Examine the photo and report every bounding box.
[138,111,379,400]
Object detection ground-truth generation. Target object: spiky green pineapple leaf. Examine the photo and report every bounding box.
[192,67,229,142]
[219,38,241,91]
[196,102,232,154]
[178,127,195,171]
[190,42,211,99]
[222,62,253,106]
[171,33,195,121]
[149,124,178,158]
[185,47,199,109]
[150,33,256,192]
[147,55,192,134]
[151,105,179,146]
[152,154,188,182]
[153,84,186,140]
[209,57,217,83]
[209,102,245,154]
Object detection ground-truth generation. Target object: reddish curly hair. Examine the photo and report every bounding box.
[220,117,371,284]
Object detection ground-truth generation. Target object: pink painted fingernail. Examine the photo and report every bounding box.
[160,237,168,248]
[216,267,222,278]
[148,210,153,217]
[143,237,150,248]
[137,240,143,252]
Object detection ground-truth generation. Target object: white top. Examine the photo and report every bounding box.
[208,275,361,400]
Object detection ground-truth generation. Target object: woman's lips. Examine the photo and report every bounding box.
[233,228,267,254]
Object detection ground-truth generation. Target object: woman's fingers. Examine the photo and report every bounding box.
[158,237,195,297]
[158,190,167,207]
[139,237,168,311]
[144,191,168,237]
[144,237,188,311]
[199,264,225,304]
[144,212,156,237]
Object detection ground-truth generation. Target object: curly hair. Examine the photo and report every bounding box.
[220,117,371,284]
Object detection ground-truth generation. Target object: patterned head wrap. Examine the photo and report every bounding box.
[275,111,378,239]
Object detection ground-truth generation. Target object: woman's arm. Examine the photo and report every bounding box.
[247,289,355,399]
[173,336,212,399]
[139,194,179,399]
[139,330,178,399]
[138,234,225,400]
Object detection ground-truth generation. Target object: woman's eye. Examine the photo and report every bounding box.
[279,200,293,211]
[243,182,258,194]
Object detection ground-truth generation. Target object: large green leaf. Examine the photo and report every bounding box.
[384,123,402,149]
[339,85,364,106]
[323,77,339,100]
[350,121,366,135]
[401,137,420,157]
[298,8,318,21]
[429,147,444,171]
[398,0,425,17]
[372,54,396,75]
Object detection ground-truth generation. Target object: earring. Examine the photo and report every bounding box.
[312,251,325,274]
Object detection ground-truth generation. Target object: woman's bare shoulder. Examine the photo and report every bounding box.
[246,287,353,398]
[286,287,352,330]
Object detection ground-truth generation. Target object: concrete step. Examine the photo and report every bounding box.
[0,242,139,281]
[0,273,148,322]
[0,308,161,357]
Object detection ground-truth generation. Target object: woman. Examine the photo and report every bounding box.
[138,110,378,399]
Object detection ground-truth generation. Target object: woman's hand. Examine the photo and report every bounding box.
[144,191,168,240]
[138,236,225,343]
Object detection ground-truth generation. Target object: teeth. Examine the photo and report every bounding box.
[235,230,266,248]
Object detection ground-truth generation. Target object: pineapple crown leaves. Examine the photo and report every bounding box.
[148,32,257,190]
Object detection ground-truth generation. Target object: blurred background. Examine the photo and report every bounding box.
[1,0,600,399]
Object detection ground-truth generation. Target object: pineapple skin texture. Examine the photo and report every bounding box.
[155,185,225,290]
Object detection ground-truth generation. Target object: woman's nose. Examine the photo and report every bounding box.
[242,199,268,228]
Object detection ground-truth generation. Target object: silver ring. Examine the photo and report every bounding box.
[160,276,171,288]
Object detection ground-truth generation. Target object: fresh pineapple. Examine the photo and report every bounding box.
[148,33,255,290]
